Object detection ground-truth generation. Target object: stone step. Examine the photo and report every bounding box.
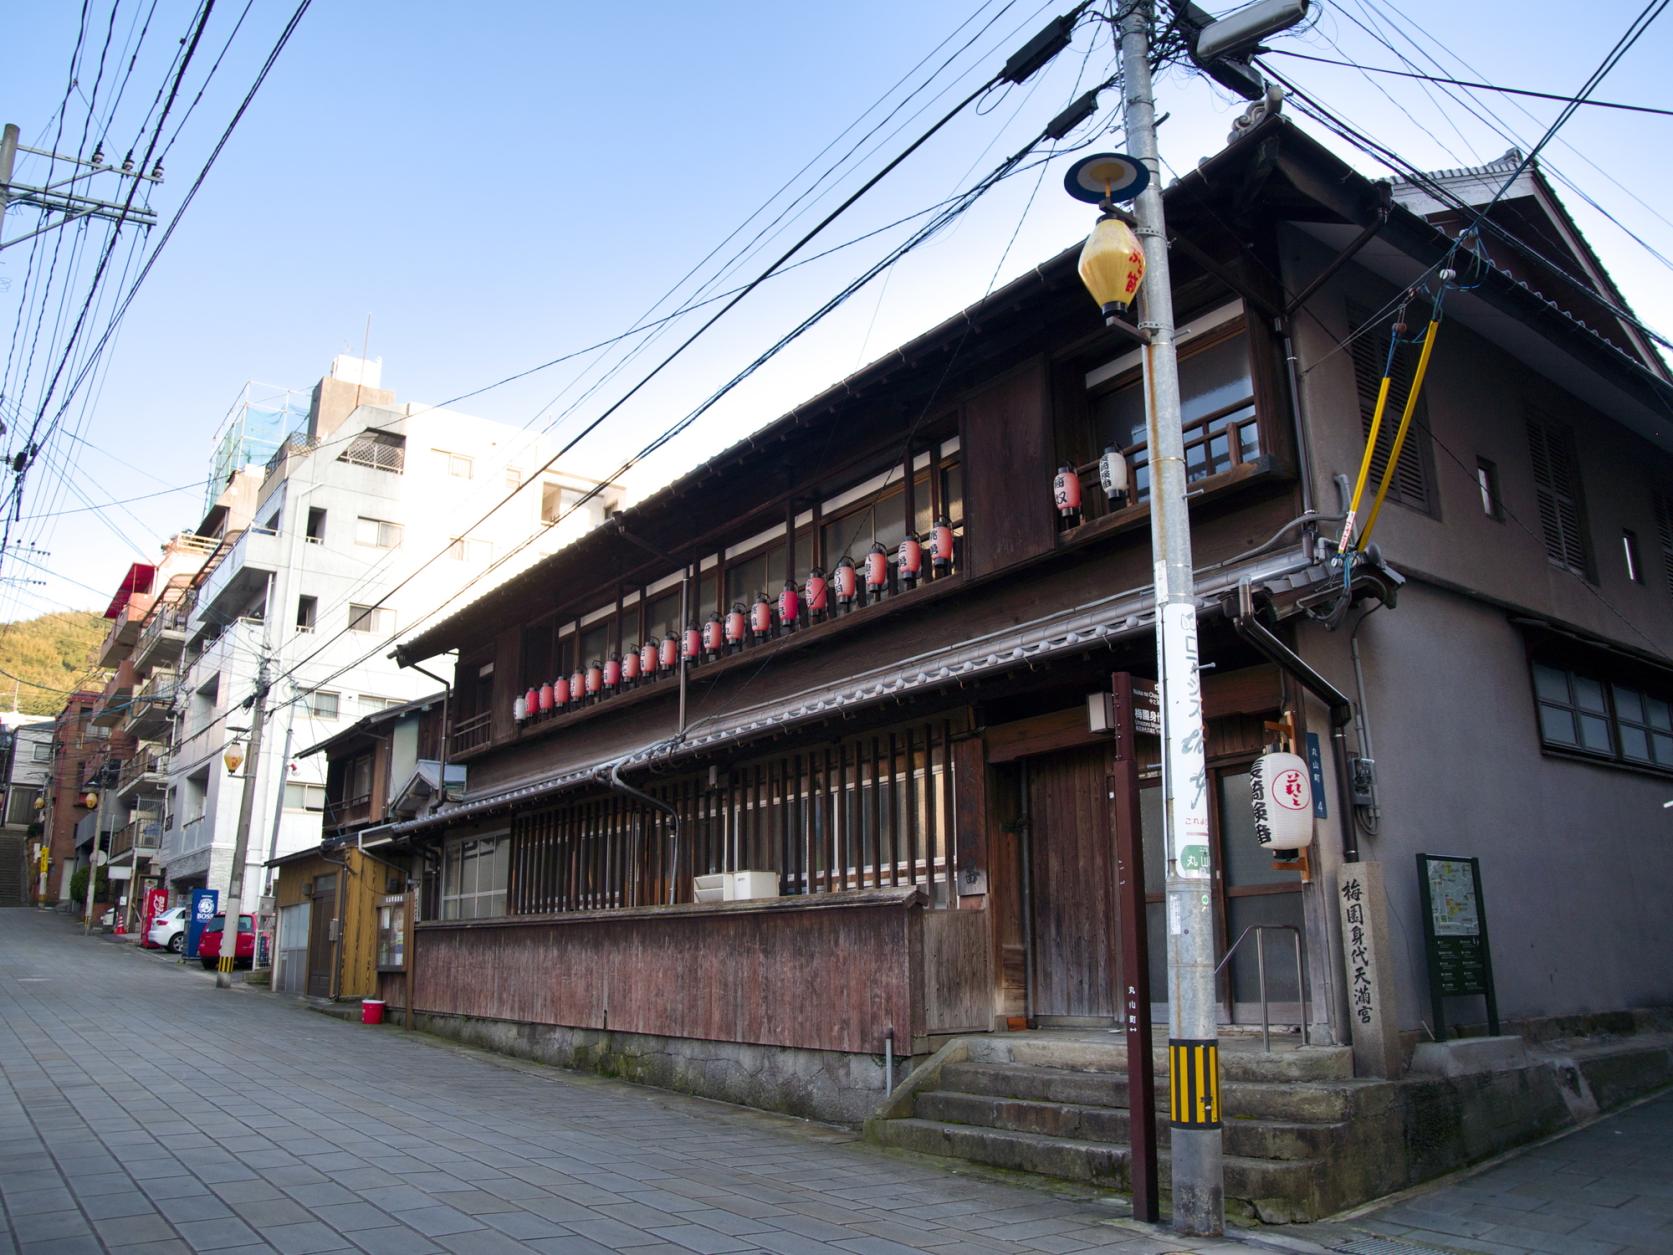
[872,1117,1327,1216]
[915,1089,1342,1161]
[939,1061,1359,1122]
[970,1035,1353,1083]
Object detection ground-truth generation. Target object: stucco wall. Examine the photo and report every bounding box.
[1300,583,1673,1031]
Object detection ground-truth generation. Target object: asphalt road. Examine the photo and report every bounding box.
[0,910,1257,1255]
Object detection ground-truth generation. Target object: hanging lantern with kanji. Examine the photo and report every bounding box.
[897,532,923,588]
[643,639,662,677]
[864,542,889,596]
[570,668,586,705]
[1099,444,1129,509]
[806,567,829,619]
[929,518,955,574]
[702,613,723,657]
[538,682,554,714]
[778,580,801,629]
[833,556,858,607]
[751,593,772,639]
[552,674,571,707]
[1054,464,1082,524]
[623,646,642,685]
[1250,751,1314,851]
[603,652,622,691]
[725,603,747,649]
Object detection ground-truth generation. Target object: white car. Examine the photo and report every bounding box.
[147,906,189,953]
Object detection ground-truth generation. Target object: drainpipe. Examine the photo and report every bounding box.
[1227,580,1358,860]
[595,760,681,905]
[403,660,454,809]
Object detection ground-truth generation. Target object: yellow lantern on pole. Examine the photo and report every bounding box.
[1063,152,1152,326]
[81,791,99,809]
[1077,215,1147,322]
[223,742,246,774]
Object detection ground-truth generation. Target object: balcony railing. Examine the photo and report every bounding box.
[117,745,170,793]
[325,793,373,830]
[110,813,162,859]
[452,711,492,756]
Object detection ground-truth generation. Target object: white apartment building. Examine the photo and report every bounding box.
[158,356,620,906]
[1,714,55,831]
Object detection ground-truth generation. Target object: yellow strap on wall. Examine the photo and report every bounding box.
[1357,320,1440,552]
[1340,374,1393,552]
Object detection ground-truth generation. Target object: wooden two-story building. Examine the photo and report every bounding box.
[365,117,1673,1129]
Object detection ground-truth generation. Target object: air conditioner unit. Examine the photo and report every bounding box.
[724,871,779,902]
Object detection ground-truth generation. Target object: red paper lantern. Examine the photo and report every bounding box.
[538,682,554,714]
[865,542,889,593]
[603,653,622,690]
[725,603,746,647]
[672,631,691,667]
[778,581,801,628]
[805,568,829,618]
[702,614,722,657]
[585,661,603,696]
[552,675,571,706]
[1053,464,1082,521]
[897,532,923,586]
[930,519,954,572]
[624,646,643,683]
[751,593,772,638]
[524,688,538,717]
[834,556,858,606]
[570,669,585,706]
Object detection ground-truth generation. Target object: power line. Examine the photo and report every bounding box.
[1265,48,1673,117]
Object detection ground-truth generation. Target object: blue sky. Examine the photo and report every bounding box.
[2,1,1669,628]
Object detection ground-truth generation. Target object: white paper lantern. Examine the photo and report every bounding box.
[1098,445,1129,506]
[1250,751,1313,849]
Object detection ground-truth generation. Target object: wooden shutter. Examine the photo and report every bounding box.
[1525,413,1591,578]
[1653,488,1673,598]
[1347,307,1434,514]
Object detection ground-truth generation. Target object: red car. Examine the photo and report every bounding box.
[198,914,265,970]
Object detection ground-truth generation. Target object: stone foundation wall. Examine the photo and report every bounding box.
[404,1010,914,1125]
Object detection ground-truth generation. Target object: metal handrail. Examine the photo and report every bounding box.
[1214,923,1309,1051]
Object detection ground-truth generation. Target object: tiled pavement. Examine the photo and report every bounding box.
[1278,1088,1673,1255]
[0,910,1259,1255]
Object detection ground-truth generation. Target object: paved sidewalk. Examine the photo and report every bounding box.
[1283,1089,1673,1255]
[0,909,1259,1255]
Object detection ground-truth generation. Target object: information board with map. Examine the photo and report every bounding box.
[1416,854,1499,1041]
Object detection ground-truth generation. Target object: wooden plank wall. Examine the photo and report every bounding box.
[922,907,993,1034]
[412,889,924,1054]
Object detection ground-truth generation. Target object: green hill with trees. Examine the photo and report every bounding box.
[0,611,107,716]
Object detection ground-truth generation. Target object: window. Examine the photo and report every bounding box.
[1623,530,1643,584]
[377,896,406,969]
[283,783,326,812]
[446,537,491,563]
[295,595,317,633]
[1477,458,1503,520]
[522,622,554,690]
[339,428,406,473]
[1091,324,1259,503]
[437,449,473,478]
[441,833,509,920]
[5,787,39,826]
[359,694,401,714]
[307,691,340,719]
[305,507,326,544]
[541,482,575,524]
[1346,307,1435,515]
[645,588,683,642]
[31,741,51,762]
[348,603,394,635]
[1532,661,1673,769]
[1654,490,1673,598]
[347,752,373,802]
[578,620,610,670]
[1526,413,1590,577]
[354,516,403,549]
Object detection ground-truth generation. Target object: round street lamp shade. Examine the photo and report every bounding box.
[224,743,246,774]
[1063,152,1149,204]
[1077,216,1147,318]
[81,791,99,809]
[33,796,44,811]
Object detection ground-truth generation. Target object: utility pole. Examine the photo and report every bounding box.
[1110,1,1311,1235]
[250,697,296,979]
[81,761,114,934]
[1116,3,1222,1234]
[0,123,161,252]
[217,656,271,989]
[0,124,19,244]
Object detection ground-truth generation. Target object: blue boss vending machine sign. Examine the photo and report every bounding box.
[185,888,219,959]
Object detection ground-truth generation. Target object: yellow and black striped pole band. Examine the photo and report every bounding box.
[1168,1038,1221,1129]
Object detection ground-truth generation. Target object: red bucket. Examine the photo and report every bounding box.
[360,999,386,1025]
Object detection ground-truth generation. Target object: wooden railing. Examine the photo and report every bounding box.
[451,711,492,755]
